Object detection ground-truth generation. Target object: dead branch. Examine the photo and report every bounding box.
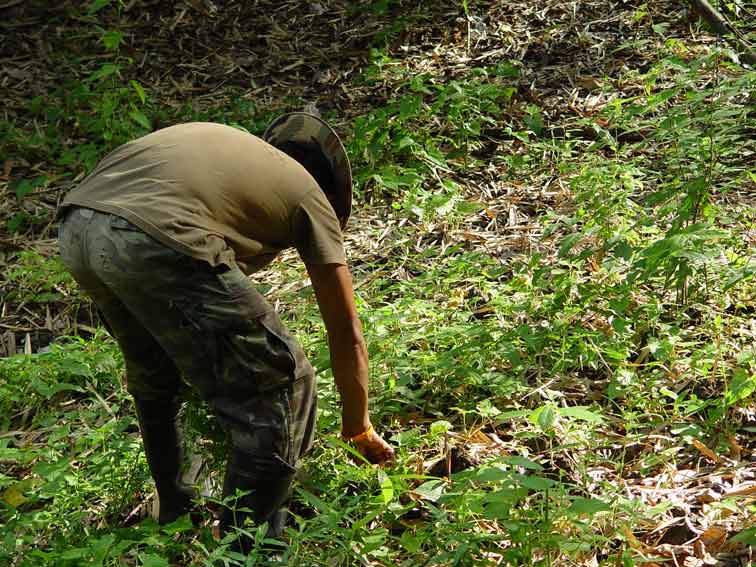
[689,0,756,66]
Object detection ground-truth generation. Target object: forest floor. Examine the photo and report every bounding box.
[1,1,755,566]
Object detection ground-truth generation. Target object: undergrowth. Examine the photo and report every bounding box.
[1,3,755,566]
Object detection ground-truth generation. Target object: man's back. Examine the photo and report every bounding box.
[62,122,345,273]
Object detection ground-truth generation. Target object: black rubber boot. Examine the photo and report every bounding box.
[219,450,295,555]
[133,396,196,524]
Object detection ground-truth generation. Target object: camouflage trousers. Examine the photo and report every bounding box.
[58,207,317,475]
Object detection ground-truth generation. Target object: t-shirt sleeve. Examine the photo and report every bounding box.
[291,190,347,265]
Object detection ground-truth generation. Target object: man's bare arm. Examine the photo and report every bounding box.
[305,262,393,464]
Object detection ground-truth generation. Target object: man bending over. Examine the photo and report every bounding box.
[58,113,394,553]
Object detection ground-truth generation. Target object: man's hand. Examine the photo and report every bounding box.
[346,426,395,466]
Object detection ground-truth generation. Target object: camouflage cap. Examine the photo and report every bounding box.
[263,112,352,229]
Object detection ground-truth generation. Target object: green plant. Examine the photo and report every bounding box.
[608,53,754,302]
[2,5,755,564]
[3,251,81,305]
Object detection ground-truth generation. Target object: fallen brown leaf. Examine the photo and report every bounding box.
[723,483,756,498]
[696,525,728,554]
[691,438,720,464]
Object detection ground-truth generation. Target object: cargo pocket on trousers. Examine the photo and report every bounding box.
[257,309,314,382]
[201,309,296,396]
[109,215,142,232]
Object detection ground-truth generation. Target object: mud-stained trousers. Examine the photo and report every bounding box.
[58,207,317,551]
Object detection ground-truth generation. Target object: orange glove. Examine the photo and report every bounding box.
[343,425,395,466]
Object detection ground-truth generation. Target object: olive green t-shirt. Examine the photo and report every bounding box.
[61,122,347,274]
